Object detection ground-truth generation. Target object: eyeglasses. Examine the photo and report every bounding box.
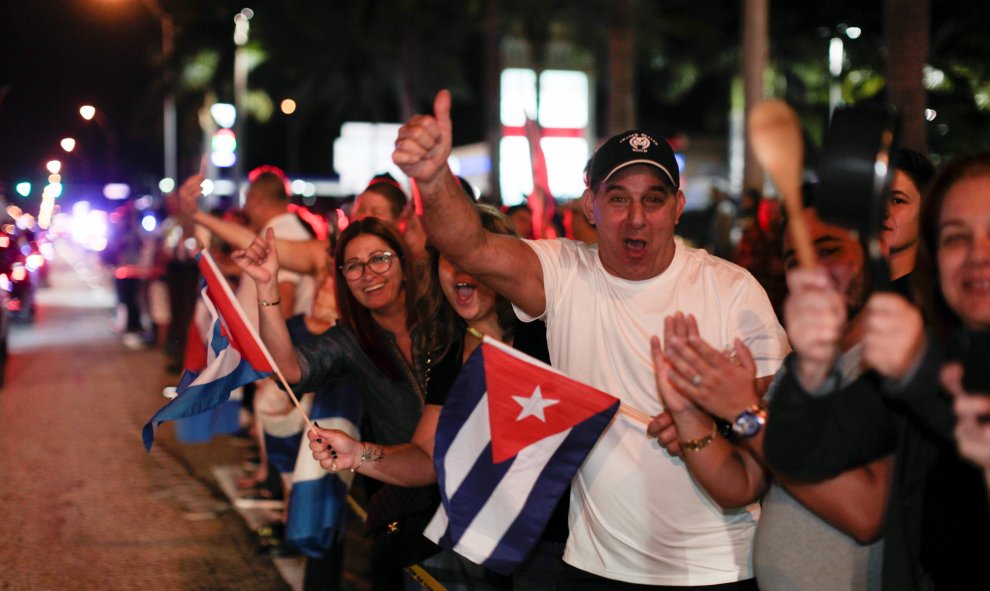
[339,251,396,280]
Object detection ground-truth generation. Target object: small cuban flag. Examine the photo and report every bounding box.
[143,250,276,451]
[424,336,620,574]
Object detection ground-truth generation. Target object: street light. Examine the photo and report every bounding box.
[233,8,253,196]
[60,138,77,153]
[281,98,300,173]
[78,104,117,180]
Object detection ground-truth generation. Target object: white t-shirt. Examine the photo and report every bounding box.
[516,237,789,586]
[236,212,316,326]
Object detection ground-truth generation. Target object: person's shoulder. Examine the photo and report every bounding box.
[680,240,756,281]
[266,212,310,236]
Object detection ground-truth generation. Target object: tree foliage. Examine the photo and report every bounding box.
[152,0,990,176]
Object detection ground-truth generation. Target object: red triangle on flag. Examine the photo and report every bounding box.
[198,254,274,373]
[484,341,617,464]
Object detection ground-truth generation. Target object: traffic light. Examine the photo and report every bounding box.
[211,128,237,168]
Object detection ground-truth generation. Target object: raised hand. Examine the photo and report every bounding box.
[663,313,760,422]
[654,325,698,417]
[862,292,925,381]
[943,363,990,469]
[231,228,280,286]
[648,336,683,457]
[393,90,453,186]
[784,266,846,390]
[177,156,207,217]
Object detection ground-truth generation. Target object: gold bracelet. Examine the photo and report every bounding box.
[679,420,718,453]
[258,297,282,307]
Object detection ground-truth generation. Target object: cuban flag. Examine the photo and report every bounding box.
[424,336,619,574]
[284,376,363,556]
[143,250,275,451]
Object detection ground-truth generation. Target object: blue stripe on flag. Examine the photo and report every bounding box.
[265,430,301,475]
[286,470,351,557]
[285,374,363,557]
[428,341,619,574]
[143,285,273,451]
[482,407,615,573]
[143,357,269,450]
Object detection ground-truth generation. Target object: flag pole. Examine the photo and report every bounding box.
[617,404,652,426]
[467,328,653,427]
[198,248,315,430]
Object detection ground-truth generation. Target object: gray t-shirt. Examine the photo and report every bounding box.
[754,344,884,591]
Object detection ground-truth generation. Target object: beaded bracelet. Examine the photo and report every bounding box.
[351,444,384,473]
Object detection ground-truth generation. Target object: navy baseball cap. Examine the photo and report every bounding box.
[588,130,680,189]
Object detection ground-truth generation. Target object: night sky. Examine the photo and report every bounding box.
[0,0,161,189]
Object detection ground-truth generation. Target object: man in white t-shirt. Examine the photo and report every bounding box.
[394,90,788,589]
[237,169,315,320]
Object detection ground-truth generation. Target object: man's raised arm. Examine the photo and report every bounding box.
[393,90,546,318]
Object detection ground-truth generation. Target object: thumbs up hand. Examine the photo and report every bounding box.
[393,89,453,187]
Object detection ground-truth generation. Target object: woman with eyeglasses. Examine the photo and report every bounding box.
[305,205,566,590]
[235,216,446,590]
[235,217,430,450]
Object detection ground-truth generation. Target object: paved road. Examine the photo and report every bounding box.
[0,242,291,591]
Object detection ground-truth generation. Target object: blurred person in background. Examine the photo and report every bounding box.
[705,186,737,260]
[160,192,201,372]
[561,198,598,245]
[505,204,535,239]
[734,189,787,320]
[105,202,151,349]
[660,195,888,591]
[882,148,936,292]
[764,152,990,590]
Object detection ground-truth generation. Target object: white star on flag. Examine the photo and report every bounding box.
[512,385,560,422]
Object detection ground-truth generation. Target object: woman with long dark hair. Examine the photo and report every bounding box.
[763,153,990,590]
[236,217,427,446]
[306,205,565,590]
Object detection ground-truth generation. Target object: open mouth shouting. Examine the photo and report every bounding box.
[454,282,476,305]
[624,238,647,255]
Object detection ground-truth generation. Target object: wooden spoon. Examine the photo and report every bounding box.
[748,99,816,269]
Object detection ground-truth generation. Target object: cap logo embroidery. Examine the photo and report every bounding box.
[623,133,655,153]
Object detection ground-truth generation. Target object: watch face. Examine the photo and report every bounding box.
[733,410,763,438]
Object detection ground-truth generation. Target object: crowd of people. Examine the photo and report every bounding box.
[121,86,990,591]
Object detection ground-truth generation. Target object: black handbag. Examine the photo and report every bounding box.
[365,483,442,568]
